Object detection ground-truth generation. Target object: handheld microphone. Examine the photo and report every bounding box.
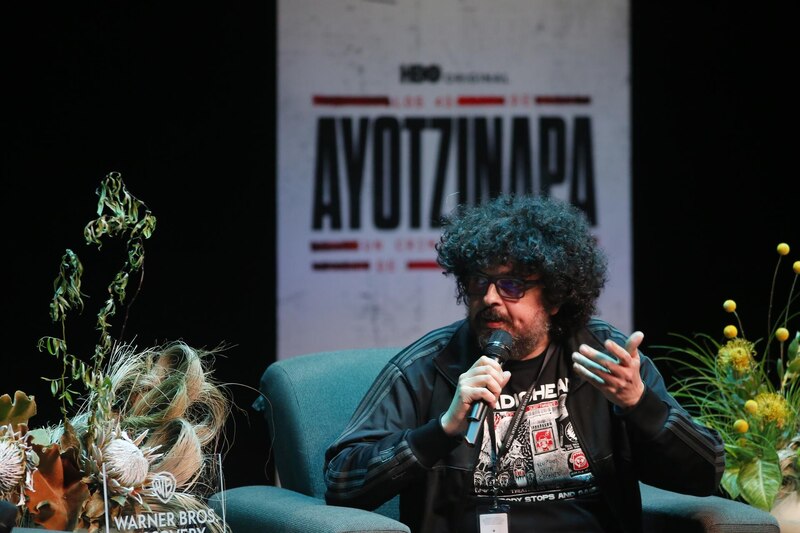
[464,329,512,447]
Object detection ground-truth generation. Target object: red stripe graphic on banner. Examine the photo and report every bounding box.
[457,96,505,106]
[313,95,390,106]
[535,95,591,104]
[313,262,370,271]
[311,241,359,251]
[406,261,442,270]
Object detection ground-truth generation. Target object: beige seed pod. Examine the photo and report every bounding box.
[102,437,150,487]
[0,438,25,495]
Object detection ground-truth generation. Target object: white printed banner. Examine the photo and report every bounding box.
[277,0,631,359]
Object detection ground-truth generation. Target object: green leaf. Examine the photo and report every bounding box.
[788,331,799,360]
[38,336,66,356]
[738,453,782,511]
[721,468,740,499]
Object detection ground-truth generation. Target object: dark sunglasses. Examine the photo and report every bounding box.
[465,274,543,300]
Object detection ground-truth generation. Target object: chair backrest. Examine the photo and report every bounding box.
[255,348,400,502]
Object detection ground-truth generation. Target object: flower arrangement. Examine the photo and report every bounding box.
[657,242,799,514]
[0,172,231,532]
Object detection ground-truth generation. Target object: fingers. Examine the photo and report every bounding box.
[572,331,646,409]
[474,354,506,373]
[465,357,509,401]
[572,357,606,384]
[597,330,644,366]
[574,332,640,376]
[441,357,510,436]
[574,347,619,373]
[460,357,510,404]
[572,352,613,383]
[625,330,644,354]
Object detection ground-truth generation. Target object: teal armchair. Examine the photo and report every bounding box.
[210,348,407,533]
[209,348,779,533]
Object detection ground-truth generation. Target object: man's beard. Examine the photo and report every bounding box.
[471,312,550,361]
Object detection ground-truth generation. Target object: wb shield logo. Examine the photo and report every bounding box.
[149,472,177,503]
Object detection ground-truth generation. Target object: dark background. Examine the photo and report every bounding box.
[2,3,796,489]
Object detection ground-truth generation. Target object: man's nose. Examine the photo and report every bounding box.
[482,281,504,303]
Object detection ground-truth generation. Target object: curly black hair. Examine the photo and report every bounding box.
[435,194,608,340]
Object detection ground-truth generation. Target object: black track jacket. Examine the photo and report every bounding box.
[324,319,725,533]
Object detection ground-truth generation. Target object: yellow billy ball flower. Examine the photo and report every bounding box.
[776,328,790,342]
[794,261,800,274]
[717,338,756,375]
[723,300,737,313]
[777,243,790,255]
[733,419,749,433]
[752,392,790,429]
[724,325,738,339]
[744,399,758,414]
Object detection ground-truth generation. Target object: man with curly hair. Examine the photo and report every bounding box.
[325,194,724,533]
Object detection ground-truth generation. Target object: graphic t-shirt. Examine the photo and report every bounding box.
[460,345,619,532]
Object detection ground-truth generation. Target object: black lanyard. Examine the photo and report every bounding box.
[486,344,556,510]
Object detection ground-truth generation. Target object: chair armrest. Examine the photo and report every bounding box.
[208,485,410,533]
[640,483,780,533]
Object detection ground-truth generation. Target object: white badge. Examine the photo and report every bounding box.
[478,512,509,533]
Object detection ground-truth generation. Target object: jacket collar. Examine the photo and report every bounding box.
[432,319,479,386]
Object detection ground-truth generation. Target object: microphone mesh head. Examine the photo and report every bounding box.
[485,329,512,360]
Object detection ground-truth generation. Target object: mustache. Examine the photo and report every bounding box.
[478,309,507,323]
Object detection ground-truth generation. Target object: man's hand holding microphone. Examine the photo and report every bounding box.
[440,330,512,445]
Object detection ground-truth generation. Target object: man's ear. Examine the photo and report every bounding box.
[548,305,560,316]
